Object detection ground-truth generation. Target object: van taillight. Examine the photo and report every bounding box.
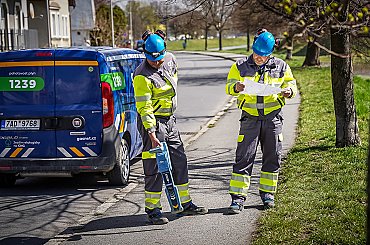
[35,51,53,57]
[101,82,114,128]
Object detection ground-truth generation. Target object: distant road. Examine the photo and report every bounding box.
[208,44,248,51]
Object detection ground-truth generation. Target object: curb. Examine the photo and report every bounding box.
[174,50,243,62]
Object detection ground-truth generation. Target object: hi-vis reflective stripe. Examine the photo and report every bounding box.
[57,147,97,157]
[55,61,98,66]
[0,148,11,157]
[0,148,35,158]
[82,147,97,157]
[57,147,72,157]
[0,61,98,67]
[21,148,35,157]
[0,61,54,67]
[70,147,84,157]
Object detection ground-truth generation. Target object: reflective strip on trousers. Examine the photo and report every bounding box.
[259,171,278,193]
[142,151,156,159]
[237,100,280,110]
[229,173,250,196]
[177,182,191,204]
[145,191,162,210]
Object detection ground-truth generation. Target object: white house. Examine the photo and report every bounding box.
[70,0,95,46]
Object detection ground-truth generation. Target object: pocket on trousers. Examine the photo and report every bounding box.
[237,135,244,143]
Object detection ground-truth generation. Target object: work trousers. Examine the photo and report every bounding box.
[138,115,191,212]
[230,110,283,201]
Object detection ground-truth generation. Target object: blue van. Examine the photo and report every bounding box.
[0,47,144,186]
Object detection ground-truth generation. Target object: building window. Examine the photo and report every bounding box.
[62,15,68,38]
[1,2,9,50]
[51,11,62,38]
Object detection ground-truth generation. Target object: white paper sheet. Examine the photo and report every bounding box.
[240,78,282,96]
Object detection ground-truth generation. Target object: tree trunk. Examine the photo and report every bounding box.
[285,35,293,60]
[367,121,370,243]
[246,28,250,52]
[286,48,293,60]
[205,24,208,51]
[303,41,320,66]
[330,27,361,147]
[218,30,222,51]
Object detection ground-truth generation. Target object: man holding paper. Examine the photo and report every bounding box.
[225,29,297,214]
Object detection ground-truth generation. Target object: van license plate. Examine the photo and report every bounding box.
[1,119,40,130]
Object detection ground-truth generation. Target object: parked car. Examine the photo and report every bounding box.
[0,47,145,187]
[134,40,144,52]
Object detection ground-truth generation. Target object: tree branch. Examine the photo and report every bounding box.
[313,41,351,58]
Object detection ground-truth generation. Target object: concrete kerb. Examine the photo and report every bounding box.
[177,51,243,149]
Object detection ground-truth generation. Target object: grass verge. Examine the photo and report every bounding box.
[167,37,247,51]
[252,61,369,244]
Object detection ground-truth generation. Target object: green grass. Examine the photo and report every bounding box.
[167,37,247,51]
[252,62,369,244]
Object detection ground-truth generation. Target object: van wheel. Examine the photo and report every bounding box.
[107,138,130,186]
[0,174,16,187]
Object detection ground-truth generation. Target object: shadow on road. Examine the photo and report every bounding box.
[0,236,48,245]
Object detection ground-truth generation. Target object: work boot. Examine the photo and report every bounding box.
[226,200,244,215]
[147,208,169,225]
[180,202,208,216]
[260,191,275,210]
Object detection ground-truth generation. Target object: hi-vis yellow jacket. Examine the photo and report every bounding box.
[226,55,297,116]
[133,53,178,132]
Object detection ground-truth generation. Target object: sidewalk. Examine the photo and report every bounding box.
[56,52,300,245]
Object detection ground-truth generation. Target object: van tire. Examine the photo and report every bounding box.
[0,174,16,187]
[107,138,130,186]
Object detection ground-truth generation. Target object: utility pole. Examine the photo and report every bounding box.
[110,0,115,47]
[129,1,133,47]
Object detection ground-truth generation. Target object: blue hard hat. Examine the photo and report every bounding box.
[252,31,275,56]
[144,34,166,61]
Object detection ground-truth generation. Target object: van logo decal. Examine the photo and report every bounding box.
[100,72,126,91]
[72,118,83,129]
[0,77,45,91]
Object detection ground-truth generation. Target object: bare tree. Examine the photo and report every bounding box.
[231,0,288,52]
[179,0,245,50]
[208,0,238,50]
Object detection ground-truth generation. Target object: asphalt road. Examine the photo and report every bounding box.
[175,52,235,143]
[0,53,238,245]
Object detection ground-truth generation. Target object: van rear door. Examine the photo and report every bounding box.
[54,49,102,159]
[0,50,56,158]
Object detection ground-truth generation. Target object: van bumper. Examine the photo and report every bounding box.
[0,125,120,175]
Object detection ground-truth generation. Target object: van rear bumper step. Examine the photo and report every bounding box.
[0,157,115,174]
[0,126,121,175]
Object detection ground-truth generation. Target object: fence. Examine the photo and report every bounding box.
[0,29,38,51]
